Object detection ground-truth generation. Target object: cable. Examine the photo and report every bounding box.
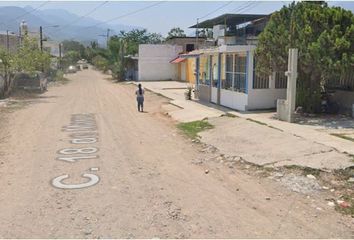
[237,1,260,14]
[56,1,109,32]
[0,1,50,29]
[198,1,234,20]
[82,1,166,30]
[12,1,50,23]
[231,1,255,13]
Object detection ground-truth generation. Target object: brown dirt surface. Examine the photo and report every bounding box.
[0,69,353,238]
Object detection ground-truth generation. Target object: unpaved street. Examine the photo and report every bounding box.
[0,68,353,238]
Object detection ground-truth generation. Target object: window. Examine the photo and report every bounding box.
[186,44,195,52]
[224,54,233,90]
[233,55,247,92]
[223,54,247,92]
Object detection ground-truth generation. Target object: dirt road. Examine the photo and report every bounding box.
[0,68,352,238]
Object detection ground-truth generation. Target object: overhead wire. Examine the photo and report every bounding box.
[12,1,50,23]
[198,1,234,20]
[237,1,260,14]
[231,1,257,13]
[55,1,109,32]
[0,1,50,29]
[82,1,166,30]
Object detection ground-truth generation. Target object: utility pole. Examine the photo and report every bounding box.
[120,38,125,81]
[195,18,199,50]
[59,43,62,70]
[106,28,110,48]
[19,26,22,47]
[39,26,43,52]
[6,30,9,53]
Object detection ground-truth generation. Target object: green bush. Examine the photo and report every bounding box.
[92,55,109,72]
[110,62,125,81]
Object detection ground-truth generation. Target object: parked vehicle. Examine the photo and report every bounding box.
[13,72,47,92]
[67,65,77,73]
[82,63,88,69]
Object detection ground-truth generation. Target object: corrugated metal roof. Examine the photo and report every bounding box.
[190,13,269,28]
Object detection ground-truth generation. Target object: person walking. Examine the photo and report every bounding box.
[135,83,145,112]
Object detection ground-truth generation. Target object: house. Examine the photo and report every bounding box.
[165,36,213,53]
[137,36,213,82]
[138,44,183,81]
[171,13,288,111]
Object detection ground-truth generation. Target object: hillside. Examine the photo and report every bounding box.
[0,6,140,43]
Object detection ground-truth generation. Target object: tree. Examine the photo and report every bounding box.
[92,55,109,72]
[13,36,51,74]
[61,50,81,69]
[0,47,14,97]
[62,40,86,59]
[167,27,186,39]
[85,29,164,80]
[255,1,354,112]
[119,29,164,55]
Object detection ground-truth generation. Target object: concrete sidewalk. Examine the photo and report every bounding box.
[133,81,225,122]
[229,111,354,156]
[200,117,354,170]
[133,81,354,159]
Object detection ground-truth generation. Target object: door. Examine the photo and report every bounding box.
[211,55,218,104]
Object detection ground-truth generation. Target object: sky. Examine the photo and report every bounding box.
[0,1,353,36]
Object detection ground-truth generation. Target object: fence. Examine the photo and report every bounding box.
[275,71,287,89]
[325,70,354,91]
[253,73,269,89]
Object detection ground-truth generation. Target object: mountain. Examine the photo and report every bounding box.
[0,6,141,44]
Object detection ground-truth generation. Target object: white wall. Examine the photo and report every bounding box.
[138,44,183,81]
[220,89,248,111]
[246,48,287,110]
[213,25,225,40]
[248,89,287,110]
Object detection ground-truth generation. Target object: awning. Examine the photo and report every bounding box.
[170,53,202,64]
[170,57,186,64]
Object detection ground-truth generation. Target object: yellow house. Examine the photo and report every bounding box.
[171,46,287,111]
[171,52,203,85]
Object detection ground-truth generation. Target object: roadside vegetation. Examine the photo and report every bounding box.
[62,29,164,81]
[255,1,354,113]
[177,120,214,139]
[0,36,65,99]
[65,27,190,81]
[330,133,354,142]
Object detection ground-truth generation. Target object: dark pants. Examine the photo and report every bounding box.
[137,96,144,112]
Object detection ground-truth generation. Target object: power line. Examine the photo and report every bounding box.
[236,1,260,14]
[198,1,234,20]
[0,1,50,29]
[83,1,166,30]
[56,1,109,32]
[231,1,255,13]
[12,1,50,23]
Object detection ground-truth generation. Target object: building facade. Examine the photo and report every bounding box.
[172,13,287,111]
[138,44,183,81]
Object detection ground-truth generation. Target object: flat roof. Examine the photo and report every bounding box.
[189,13,269,28]
[166,36,206,39]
